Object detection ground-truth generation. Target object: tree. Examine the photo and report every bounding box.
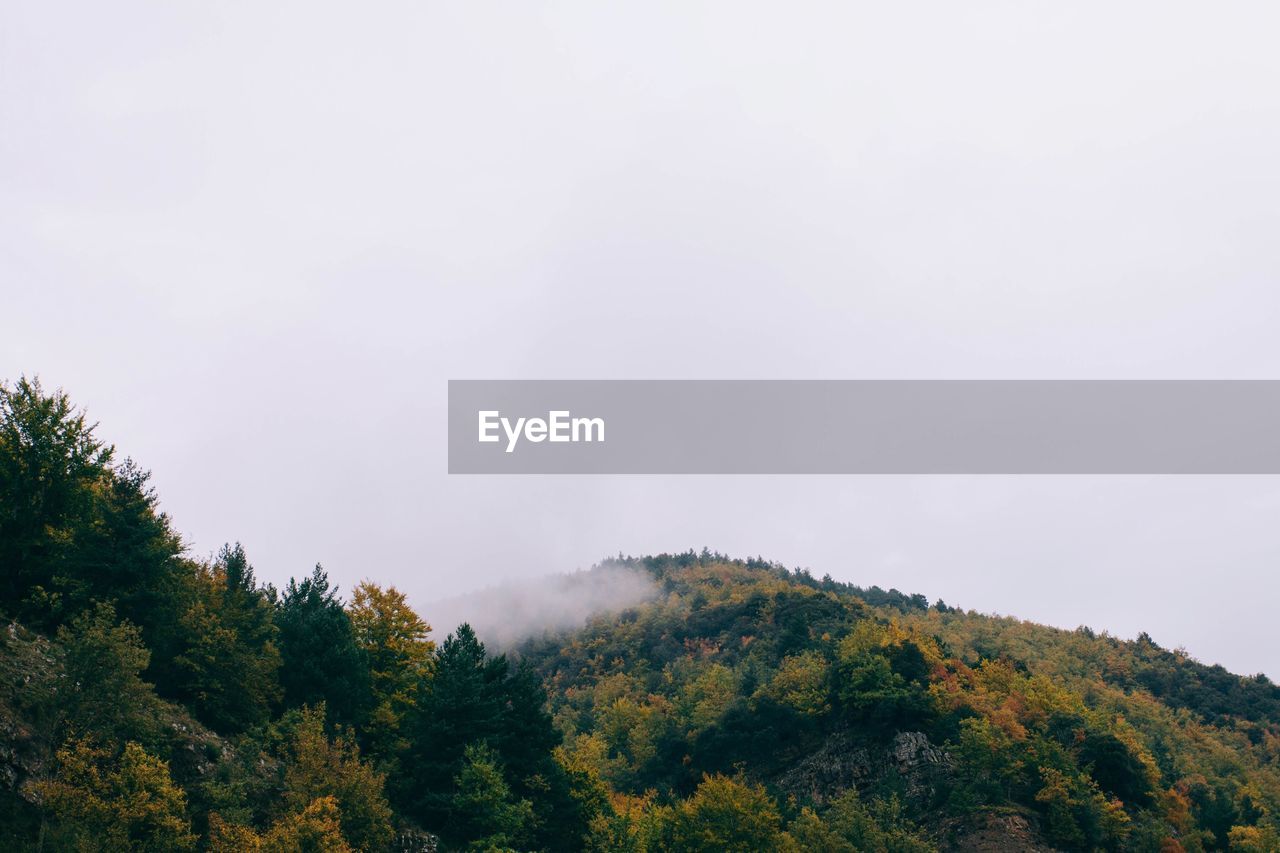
[834,624,933,730]
[347,581,432,760]
[0,378,190,676]
[394,624,584,847]
[276,565,371,724]
[277,705,394,852]
[449,743,534,852]
[34,739,196,852]
[396,624,505,827]
[52,459,187,658]
[763,650,831,717]
[170,544,281,732]
[0,376,112,625]
[786,808,857,852]
[208,796,353,853]
[668,774,787,852]
[54,602,164,748]
[817,791,936,853]
[1230,824,1280,852]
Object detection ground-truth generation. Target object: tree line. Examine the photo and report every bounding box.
[6,376,1280,851]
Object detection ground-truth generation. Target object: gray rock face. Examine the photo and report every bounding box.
[946,813,1062,853]
[891,730,949,771]
[777,730,1063,852]
[1,623,55,805]
[776,729,951,805]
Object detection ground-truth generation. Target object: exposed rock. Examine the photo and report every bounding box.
[394,828,440,852]
[1,619,235,806]
[0,622,56,805]
[944,812,1062,853]
[776,729,951,805]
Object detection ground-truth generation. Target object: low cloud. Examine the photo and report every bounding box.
[420,561,659,649]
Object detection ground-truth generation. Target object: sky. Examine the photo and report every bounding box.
[4,3,1280,674]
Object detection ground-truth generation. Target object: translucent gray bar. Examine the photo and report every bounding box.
[447,381,1280,474]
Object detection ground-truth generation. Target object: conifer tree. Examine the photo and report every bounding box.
[276,565,371,724]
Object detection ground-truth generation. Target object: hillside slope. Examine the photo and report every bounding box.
[4,378,1280,851]
[515,553,1280,851]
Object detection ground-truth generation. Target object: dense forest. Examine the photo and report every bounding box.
[3,376,1280,852]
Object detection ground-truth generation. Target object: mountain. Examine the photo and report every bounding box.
[3,376,1280,852]
[513,553,1280,851]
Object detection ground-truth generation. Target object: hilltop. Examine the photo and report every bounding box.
[512,553,1280,851]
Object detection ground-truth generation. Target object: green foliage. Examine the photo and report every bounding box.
[0,377,190,665]
[834,622,935,730]
[396,623,505,826]
[0,377,113,627]
[396,624,585,849]
[53,602,164,748]
[276,565,371,725]
[450,743,536,851]
[816,791,936,853]
[171,543,282,732]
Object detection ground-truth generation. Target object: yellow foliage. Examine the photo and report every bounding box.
[764,651,831,716]
[35,739,196,852]
[279,705,394,851]
[209,797,354,853]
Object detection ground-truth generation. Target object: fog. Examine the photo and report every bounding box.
[420,563,660,650]
[4,2,1280,675]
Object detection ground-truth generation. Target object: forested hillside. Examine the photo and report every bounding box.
[3,377,1280,852]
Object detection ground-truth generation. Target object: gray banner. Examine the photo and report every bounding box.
[447,381,1280,474]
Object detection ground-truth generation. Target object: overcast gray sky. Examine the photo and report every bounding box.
[4,3,1280,675]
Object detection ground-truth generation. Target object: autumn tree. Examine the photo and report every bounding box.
[347,580,432,760]
[762,650,831,716]
[668,774,787,852]
[276,705,394,852]
[208,796,353,853]
[35,739,196,852]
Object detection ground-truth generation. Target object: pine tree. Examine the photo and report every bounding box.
[276,565,371,724]
[449,743,534,851]
[0,376,112,624]
[395,624,504,828]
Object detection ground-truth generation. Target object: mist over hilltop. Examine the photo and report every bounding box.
[420,561,659,648]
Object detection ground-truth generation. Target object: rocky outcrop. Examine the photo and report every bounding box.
[776,730,1062,852]
[944,812,1062,853]
[777,729,952,805]
[0,622,56,805]
[394,828,440,852]
[0,620,234,805]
